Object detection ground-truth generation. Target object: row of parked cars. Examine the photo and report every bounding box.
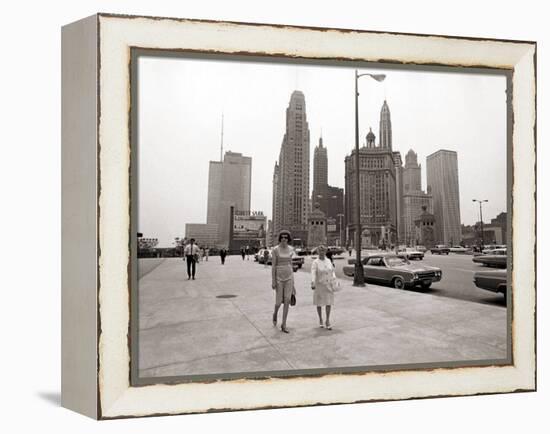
[471,246,507,297]
[343,245,508,298]
[254,248,305,271]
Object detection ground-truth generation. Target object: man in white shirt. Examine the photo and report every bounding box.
[184,238,200,280]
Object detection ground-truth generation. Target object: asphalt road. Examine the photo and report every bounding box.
[297,252,506,308]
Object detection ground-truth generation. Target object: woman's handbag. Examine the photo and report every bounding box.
[328,275,342,292]
[290,293,296,306]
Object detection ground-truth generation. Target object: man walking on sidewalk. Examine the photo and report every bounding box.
[184,238,200,280]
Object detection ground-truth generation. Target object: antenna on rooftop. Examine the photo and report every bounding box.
[220,112,224,162]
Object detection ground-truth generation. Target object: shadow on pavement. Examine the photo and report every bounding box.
[408,286,506,307]
[37,391,61,407]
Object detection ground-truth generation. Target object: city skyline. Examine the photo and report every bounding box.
[138,55,507,246]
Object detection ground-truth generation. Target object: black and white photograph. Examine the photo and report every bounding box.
[3,0,545,429]
[134,54,511,382]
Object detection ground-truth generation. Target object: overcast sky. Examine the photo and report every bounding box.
[138,55,507,247]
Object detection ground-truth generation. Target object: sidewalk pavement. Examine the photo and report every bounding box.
[138,256,507,378]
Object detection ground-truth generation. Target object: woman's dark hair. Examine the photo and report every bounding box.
[278,230,292,243]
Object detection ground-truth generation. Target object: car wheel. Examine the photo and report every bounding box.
[421,282,431,289]
[298,264,302,269]
[393,277,405,289]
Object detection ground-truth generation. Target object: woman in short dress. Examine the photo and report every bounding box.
[311,245,335,330]
[272,230,295,333]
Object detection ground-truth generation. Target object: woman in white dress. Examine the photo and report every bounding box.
[311,245,336,330]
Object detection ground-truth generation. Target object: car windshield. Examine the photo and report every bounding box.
[385,256,409,267]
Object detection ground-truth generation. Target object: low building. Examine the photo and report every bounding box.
[414,206,436,249]
[229,208,267,252]
[307,203,327,248]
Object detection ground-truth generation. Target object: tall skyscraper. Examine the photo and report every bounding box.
[313,136,328,194]
[345,102,398,248]
[206,161,223,225]
[401,149,433,245]
[206,151,252,246]
[379,100,392,149]
[403,149,422,193]
[311,135,344,246]
[271,160,281,245]
[272,90,310,242]
[426,149,461,245]
[393,151,404,244]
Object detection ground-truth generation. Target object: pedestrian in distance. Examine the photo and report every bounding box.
[271,230,296,333]
[245,245,250,260]
[348,246,352,257]
[263,247,270,268]
[326,247,334,265]
[205,247,209,261]
[311,245,338,330]
[220,247,227,265]
[184,238,200,280]
[240,247,246,261]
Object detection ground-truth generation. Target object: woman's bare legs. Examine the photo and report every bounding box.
[273,303,280,326]
[325,305,332,329]
[281,300,290,332]
[316,306,324,327]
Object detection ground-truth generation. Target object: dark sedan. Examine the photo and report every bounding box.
[472,248,507,268]
[473,269,507,296]
[343,254,442,289]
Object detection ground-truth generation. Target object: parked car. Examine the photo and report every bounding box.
[347,252,377,265]
[292,238,310,256]
[449,246,468,254]
[397,247,424,260]
[257,248,269,264]
[266,248,303,271]
[472,248,507,268]
[292,255,304,270]
[415,245,427,253]
[311,246,344,256]
[430,245,450,255]
[328,246,345,256]
[481,244,506,254]
[343,253,442,289]
[473,269,507,296]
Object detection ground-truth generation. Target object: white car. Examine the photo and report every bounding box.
[449,246,468,253]
[397,247,424,260]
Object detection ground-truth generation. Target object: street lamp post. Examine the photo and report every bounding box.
[472,199,488,251]
[353,70,386,286]
[337,213,344,247]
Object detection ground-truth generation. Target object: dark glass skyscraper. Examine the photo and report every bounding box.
[313,136,328,194]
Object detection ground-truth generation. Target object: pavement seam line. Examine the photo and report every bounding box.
[229,299,296,370]
[140,343,275,372]
[138,258,167,279]
[139,311,243,332]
